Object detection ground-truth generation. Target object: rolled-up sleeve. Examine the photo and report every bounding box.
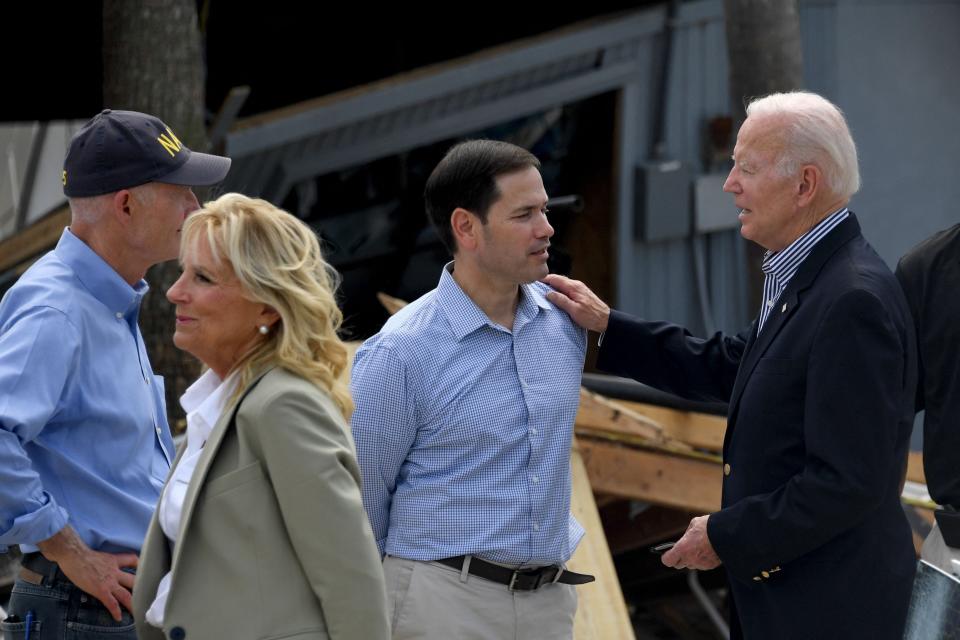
[0,307,79,550]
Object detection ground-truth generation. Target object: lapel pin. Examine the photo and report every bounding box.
[781,303,787,313]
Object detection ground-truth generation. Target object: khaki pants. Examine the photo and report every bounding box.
[384,556,578,640]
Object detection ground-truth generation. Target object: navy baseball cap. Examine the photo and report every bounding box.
[62,109,232,197]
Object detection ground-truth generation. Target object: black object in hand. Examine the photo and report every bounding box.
[649,541,676,554]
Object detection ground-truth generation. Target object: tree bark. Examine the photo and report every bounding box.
[723,0,804,312]
[724,0,804,119]
[102,0,207,432]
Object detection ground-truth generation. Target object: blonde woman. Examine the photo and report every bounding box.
[132,194,389,640]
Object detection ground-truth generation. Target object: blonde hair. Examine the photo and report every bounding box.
[181,193,353,419]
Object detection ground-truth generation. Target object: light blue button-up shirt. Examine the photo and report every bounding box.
[351,264,586,566]
[0,229,173,554]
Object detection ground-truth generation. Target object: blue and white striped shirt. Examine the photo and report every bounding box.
[757,208,850,334]
[351,264,586,566]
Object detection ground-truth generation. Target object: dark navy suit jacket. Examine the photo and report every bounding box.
[598,214,917,639]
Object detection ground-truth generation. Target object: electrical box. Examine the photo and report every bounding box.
[634,160,691,242]
[694,173,739,233]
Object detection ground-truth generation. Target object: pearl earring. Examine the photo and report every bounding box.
[258,325,269,335]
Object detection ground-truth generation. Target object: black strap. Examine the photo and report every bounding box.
[435,555,595,591]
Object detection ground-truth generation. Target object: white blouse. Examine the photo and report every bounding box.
[146,369,237,628]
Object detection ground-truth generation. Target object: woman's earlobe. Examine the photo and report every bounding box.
[260,306,281,328]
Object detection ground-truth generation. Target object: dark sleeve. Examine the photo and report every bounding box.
[898,239,960,506]
[596,309,748,403]
[708,289,910,580]
[894,255,925,413]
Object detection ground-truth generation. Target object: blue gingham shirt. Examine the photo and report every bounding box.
[757,208,850,334]
[351,264,586,566]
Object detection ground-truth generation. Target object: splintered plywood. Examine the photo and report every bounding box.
[578,437,723,514]
[615,400,726,452]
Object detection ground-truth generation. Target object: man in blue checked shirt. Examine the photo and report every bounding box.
[0,110,229,638]
[351,140,594,639]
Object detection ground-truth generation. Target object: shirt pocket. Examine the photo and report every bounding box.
[0,619,42,639]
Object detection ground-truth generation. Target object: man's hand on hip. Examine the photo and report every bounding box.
[37,525,138,621]
[541,274,611,333]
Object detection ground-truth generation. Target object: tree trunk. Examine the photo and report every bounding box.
[102,0,207,433]
[723,0,804,313]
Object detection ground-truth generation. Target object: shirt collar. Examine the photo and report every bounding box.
[436,262,549,341]
[762,207,849,277]
[54,228,148,320]
[180,369,238,444]
[514,279,551,333]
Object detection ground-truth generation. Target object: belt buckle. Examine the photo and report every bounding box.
[508,567,555,591]
[508,569,521,591]
[509,568,537,591]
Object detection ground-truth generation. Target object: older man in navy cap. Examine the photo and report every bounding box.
[0,110,230,638]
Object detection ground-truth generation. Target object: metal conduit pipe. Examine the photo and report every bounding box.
[687,569,730,639]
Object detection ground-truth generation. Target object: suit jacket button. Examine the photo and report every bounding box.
[170,627,186,640]
[723,463,731,476]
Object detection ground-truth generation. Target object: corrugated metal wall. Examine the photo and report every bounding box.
[617,0,960,334]
[831,0,960,267]
[615,0,750,337]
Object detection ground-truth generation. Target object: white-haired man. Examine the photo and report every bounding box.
[545,92,917,639]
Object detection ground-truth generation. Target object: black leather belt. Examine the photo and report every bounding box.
[436,555,595,591]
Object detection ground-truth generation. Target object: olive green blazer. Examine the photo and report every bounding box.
[133,367,389,640]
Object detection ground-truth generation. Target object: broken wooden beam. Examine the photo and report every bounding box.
[577,436,722,514]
